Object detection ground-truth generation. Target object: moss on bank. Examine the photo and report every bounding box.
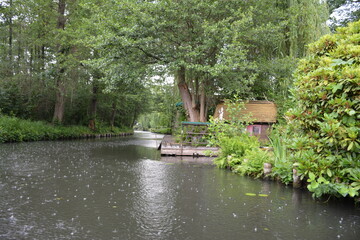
[0,115,133,143]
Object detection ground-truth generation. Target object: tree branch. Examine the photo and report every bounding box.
[136,47,165,63]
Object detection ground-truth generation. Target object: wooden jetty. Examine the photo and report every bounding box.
[159,121,219,156]
[161,156,215,165]
[160,135,219,156]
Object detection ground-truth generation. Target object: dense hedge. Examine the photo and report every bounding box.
[286,21,360,198]
[0,115,133,143]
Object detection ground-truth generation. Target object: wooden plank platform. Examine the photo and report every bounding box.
[160,135,219,156]
[161,156,215,165]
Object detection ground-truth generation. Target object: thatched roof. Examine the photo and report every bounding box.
[214,101,277,123]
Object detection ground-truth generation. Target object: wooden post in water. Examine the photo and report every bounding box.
[263,163,272,178]
[293,168,301,188]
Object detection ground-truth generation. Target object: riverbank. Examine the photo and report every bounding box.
[211,131,360,203]
[0,115,133,143]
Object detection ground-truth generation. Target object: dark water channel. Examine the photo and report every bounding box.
[0,131,359,240]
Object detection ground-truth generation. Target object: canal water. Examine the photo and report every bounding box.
[0,131,359,240]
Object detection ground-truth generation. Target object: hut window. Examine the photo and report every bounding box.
[253,126,261,135]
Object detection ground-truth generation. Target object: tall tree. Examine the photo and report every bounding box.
[0,0,330,127]
[89,0,329,122]
[245,0,329,106]
[52,0,67,123]
[93,0,257,122]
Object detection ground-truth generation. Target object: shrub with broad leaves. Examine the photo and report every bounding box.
[286,21,360,199]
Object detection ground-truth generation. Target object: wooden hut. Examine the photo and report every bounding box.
[214,101,277,141]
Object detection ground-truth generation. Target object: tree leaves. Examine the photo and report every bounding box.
[288,20,360,199]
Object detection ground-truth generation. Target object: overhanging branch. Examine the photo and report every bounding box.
[136,47,166,63]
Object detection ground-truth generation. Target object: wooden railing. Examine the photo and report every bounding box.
[180,121,210,146]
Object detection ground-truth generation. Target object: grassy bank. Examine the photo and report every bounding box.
[0,115,133,143]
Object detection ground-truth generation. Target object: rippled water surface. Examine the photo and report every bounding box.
[0,131,359,240]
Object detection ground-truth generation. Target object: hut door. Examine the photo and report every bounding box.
[253,125,261,135]
[246,125,261,136]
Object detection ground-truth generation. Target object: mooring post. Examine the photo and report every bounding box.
[263,162,272,178]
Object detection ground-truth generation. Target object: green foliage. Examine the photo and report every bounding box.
[233,149,273,178]
[137,112,172,131]
[0,0,331,127]
[0,0,150,128]
[211,132,272,178]
[175,124,210,146]
[213,134,261,169]
[136,80,178,132]
[269,126,293,184]
[207,97,271,177]
[0,115,132,143]
[149,128,172,135]
[207,97,253,146]
[220,135,260,158]
[286,21,360,199]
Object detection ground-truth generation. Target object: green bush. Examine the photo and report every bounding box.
[207,97,271,177]
[211,133,273,178]
[213,134,261,169]
[286,21,360,198]
[233,148,273,178]
[0,115,132,143]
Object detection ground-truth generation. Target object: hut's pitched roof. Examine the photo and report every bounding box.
[214,100,277,123]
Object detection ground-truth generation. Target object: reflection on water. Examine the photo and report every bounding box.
[0,132,359,240]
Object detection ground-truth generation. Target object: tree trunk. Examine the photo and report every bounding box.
[176,66,200,122]
[88,82,98,130]
[57,0,66,30]
[52,0,67,124]
[199,82,207,122]
[131,110,137,128]
[191,77,198,110]
[53,78,66,123]
[8,0,13,76]
[110,101,117,128]
[17,25,22,74]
